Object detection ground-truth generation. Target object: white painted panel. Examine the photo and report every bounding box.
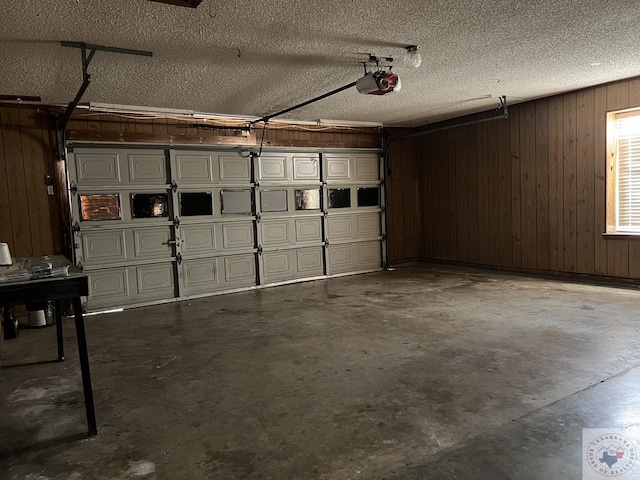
[329,244,353,268]
[259,155,288,181]
[222,223,254,249]
[128,153,167,184]
[219,156,251,183]
[224,255,256,283]
[292,156,319,181]
[296,248,323,273]
[358,241,382,265]
[327,216,352,239]
[175,153,213,183]
[88,268,129,298]
[263,251,290,275]
[76,152,121,184]
[326,156,350,181]
[261,220,290,246]
[181,225,217,253]
[183,258,218,287]
[133,228,172,258]
[82,230,126,263]
[136,264,175,294]
[354,154,380,181]
[356,213,381,238]
[295,217,322,243]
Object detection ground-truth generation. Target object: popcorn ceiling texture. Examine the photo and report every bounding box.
[1,0,639,126]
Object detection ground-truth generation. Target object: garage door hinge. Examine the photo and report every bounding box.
[255,213,261,223]
[176,252,183,265]
[323,209,328,217]
[170,180,178,193]
[173,216,180,229]
[77,260,83,270]
[70,181,77,195]
[324,239,330,246]
[257,245,263,255]
[382,233,387,241]
[72,221,81,235]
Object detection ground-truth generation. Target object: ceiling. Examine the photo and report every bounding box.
[2,0,640,126]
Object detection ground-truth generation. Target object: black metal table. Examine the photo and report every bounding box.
[0,256,96,436]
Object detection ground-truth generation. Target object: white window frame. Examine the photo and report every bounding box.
[606,108,640,235]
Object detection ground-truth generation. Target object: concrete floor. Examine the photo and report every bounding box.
[1,264,640,479]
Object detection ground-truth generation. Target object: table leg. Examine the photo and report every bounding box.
[72,297,97,436]
[55,300,64,361]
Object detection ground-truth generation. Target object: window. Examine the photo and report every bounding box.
[607,109,640,233]
[221,189,252,215]
[131,193,169,218]
[357,187,379,207]
[180,192,212,216]
[80,194,121,221]
[295,189,320,210]
[260,190,288,212]
[328,188,351,208]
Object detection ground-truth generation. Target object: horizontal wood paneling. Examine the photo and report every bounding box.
[387,76,640,280]
[66,113,381,149]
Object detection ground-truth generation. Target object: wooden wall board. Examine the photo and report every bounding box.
[510,107,522,266]
[576,90,595,274]
[563,93,578,272]
[548,96,564,271]
[535,99,550,270]
[593,86,608,275]
[520,102,537,268]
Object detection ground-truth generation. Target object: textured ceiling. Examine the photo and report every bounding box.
[1,0,640,126]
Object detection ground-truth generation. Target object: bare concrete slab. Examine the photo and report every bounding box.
[1,264,640,479]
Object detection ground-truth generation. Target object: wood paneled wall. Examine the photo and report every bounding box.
[387,77,640,280]
[65,114,381,149]
[0,106,62,257]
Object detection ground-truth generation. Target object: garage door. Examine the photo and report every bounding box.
[67,146,384,311]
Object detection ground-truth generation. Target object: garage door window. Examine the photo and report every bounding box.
[295,189,320,210]
[180,192,213,216]
[357,187,379,207]
[131,193,170,218]
[329,188,351,208]
[80,194,121,221]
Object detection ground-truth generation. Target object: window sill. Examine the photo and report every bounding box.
[602,233,640,239]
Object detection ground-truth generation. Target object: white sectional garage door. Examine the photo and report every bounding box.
[68,146,385,311]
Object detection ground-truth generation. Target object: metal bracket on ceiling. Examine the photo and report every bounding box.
[59,41,153,132]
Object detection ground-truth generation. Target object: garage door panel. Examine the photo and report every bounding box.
[356,213,381,238]
[259,155,288,182]
[354,154,380,181]
[292,155,319,181]
[88,268,129,299]
[295,217,322,243]
[296,248,323,274]
[219,155,251,183]
[328,244,353,270]
[128,153,168,184]
[132,227,173,259]
[357,241,382,266]
[82,230,126,264]
[135,264,176,297]
[222,222,254,249]
[261,219,291,246]
[326,155,350,181]
[327,216,352,239]
[181,225,218,253]
[175,153,214,183]
[223,254,256,285]
[75,152,121,184]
